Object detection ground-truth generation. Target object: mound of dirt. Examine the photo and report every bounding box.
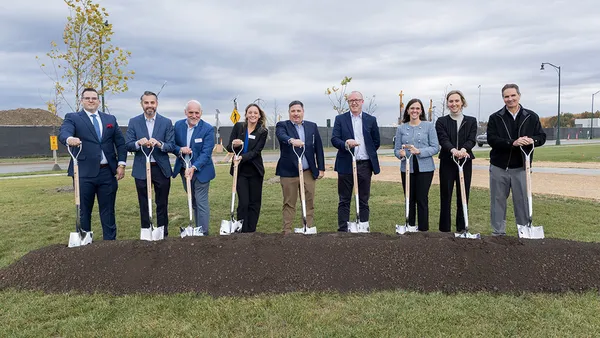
[1,232,599,297]
[0,108,63,126]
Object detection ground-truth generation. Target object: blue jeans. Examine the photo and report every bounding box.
[181,174,210,235]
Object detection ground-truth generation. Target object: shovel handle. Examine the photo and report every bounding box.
[298,156,307,219]
[521,146,534,219]
[181,154,195,222]
[230,142,243,216]
[457,161,469,231]
[146,159,153,224]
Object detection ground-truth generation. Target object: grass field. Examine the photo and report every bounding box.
[473,143,600,162]
[1,164,600,336]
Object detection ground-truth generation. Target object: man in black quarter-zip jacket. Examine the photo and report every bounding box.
[486,83,546,236]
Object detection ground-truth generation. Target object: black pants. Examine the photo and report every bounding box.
[135,164,171,236]
[400,159,434,231]
[78,166,118,240]
[236,166,263,233]
[438,158,472,232]
[337,160,373,231]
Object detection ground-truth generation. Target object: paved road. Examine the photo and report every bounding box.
[1,140,598,176]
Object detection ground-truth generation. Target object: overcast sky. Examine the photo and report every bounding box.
[1,0,599,127]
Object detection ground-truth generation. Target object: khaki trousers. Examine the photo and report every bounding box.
[280,170,316,232]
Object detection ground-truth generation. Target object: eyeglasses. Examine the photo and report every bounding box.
[348,99,363,104]
[187,111,201,115]
[82,97,99,101]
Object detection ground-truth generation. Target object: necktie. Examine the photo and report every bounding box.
[91,114,102,141]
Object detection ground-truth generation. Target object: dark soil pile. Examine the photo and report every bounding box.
[0,108,63,126]
[1,232,600,297]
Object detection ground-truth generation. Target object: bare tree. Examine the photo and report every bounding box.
[325,76,352,114]
[365,94,377,115]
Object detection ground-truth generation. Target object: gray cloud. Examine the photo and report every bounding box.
[0,0,599,128]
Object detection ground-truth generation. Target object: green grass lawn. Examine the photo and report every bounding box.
[1,166,599,336]
[473,143,600,162]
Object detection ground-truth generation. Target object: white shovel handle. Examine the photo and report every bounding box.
[402,144,413,221]
[520,145,534,219]
[181,154,194,222]
[347,146,360,218]
[230,143,244,215]
[455,157,469,231]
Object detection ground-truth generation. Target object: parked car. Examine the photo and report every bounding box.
[476,133,487,147]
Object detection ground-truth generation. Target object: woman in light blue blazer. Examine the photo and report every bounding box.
[394,98,440,231]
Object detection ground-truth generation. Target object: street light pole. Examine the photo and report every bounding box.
[540,62,561,145]
[441,83,452,116]
[100,20,108,113]
[591,90,600,139]
[477,84,481,131]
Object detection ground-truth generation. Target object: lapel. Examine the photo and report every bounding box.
[151,114,163,139]
[79,110,100,142]
[99,112,108,142]
[362,113,369,141]
[344,112,355,139]
[191,120,204,145]
[287,120,300,139]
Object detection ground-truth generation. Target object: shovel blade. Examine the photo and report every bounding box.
[152,226,164,241]
[455,231,481,239]
[517,224,545,239]
[348,221,370,233]
[180,226,194,238]
[294,226,317,235]
[395,224,418,235]
[192,226,205,236]
[68,231,93,248]
[140,226,164,241]
[220,219,243,235]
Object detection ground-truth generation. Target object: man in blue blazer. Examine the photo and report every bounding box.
[276,100,325,234]
[125,91,176,237]
[172,100,216,235]
[331,91,381,232]
[59,87,127,240]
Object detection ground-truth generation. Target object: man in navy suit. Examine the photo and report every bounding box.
[276,100,325,234]
[331,91,381,232]
[59,87,127,240]
[172,100,216,235]
[125,91,176,237]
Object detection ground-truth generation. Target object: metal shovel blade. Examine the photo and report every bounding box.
[180,226,194,238]
[395,224,418,235]
[140,226,164,241]
[192,226,205,236]
[517,224,545,239]
[152,226,164,240]
[455,230,481,239]
[348,221,370,233]
[219,219,243,235]
[68,231,93,248]
[294,225,317,234]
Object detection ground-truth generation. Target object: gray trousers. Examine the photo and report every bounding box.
[489,165,529,235]
[181,174,211,235]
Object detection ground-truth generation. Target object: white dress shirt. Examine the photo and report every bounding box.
[351,112,369,160]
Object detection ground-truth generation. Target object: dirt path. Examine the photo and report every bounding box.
[268,157,600,201]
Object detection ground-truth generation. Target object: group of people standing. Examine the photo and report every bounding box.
[59,88,218,239]
[58,83,546,240]
[392,90,477,233]
[392,84,546,235]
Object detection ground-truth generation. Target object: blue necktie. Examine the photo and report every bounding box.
[91,114,102,141]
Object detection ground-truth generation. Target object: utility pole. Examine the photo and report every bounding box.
[398,90,404,125]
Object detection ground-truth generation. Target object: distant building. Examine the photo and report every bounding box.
[574,118,600,128]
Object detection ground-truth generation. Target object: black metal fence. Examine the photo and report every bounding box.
[0,125,594,158]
